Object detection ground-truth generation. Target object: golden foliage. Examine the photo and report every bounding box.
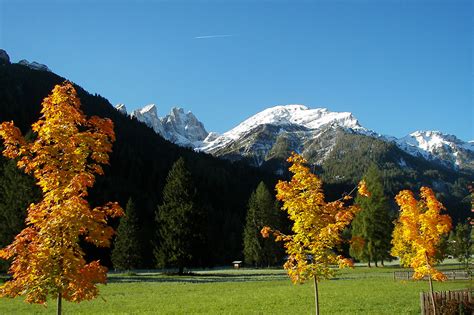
[262,152,367,283]
[357,180,371,198]
[391,187,452,281]
[0,82,123,304]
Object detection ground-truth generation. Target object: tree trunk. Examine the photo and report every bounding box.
[313,277,319,315]
[375,260,378,267]
[424,252,437,315]
[367,259,371,268]
[57,292,62,315]
[428,276,437,315]
[381,260,385,267]
[179,266,184,275]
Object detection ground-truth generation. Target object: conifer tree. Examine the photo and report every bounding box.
[112,198,142,271]
[448,222,472,270]
[243,181,282,267]
[155,157,202,274]
[0,160,38,247]
[350,164,393,266]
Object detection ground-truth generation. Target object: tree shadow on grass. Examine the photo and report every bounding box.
[107,272,287,284]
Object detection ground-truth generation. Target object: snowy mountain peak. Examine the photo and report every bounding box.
[401,130,473,152]
[395,130,474,169]
[162,107,208,147]
[121,104,208,148]
[117,101,472,171]
[17,59,50,72]
[229,104,362,133]
[171,107,185,115]
[115,104,128,115]
[131,104,164,135]
[198,104,365,153]
[138,104,158,116]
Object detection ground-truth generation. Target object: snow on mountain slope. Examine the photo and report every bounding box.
[395,131,474,169]
[131,104,166,135]
[117,103,472,171]
[162,107,208,147]
[198,104,366,153]
[115,104,128,115]
[17,59,51,72]
[123,104,208,147]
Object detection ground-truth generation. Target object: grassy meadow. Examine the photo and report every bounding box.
[0,264,471,314]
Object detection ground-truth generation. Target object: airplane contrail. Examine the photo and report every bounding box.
[194,35,233,39]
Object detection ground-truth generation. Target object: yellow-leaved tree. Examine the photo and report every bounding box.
[261,153,369,315]
[391,187,452,315]
[0,82,123,314]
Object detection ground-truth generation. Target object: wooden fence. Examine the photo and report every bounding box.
[393,270,471,281]
[420,289,473,315]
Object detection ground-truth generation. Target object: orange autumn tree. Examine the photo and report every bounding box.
[391,187,452,314]
[261,153,369,315]
[0,82,123,312]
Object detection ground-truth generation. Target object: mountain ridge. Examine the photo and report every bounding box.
[120,103,473,172]
[120,104,209,148]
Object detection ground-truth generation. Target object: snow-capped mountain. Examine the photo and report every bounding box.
[121,104,208,147]
[17,59,50,72]
[395,131,474,170]
[197,105,373,167]
[131,104,166,136]
[162,107,208,147]
[116,103,473,172]
[115,104,128,115]
[200,105,365,152]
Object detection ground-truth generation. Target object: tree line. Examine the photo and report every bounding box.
[111,156,472,273]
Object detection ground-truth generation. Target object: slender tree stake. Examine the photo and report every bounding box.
[314,277,319,315]
[428,277,437,315]
[425,252,437,315]
[57,292,62,315]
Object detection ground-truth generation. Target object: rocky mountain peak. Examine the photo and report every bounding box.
[121,104,208,148]
[395,130,474,170]
[115,104,128,115]
[0,49,10,65]
[17,59,50,72]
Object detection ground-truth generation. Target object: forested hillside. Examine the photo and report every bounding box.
[0,63,277,268]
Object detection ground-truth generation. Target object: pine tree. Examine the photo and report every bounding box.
[111,198,142,271]
[350,164,393,267]
[0,159,37,246]
[448,222,472,270]
[155,157,202,274]
[243,181,282,267]
[0,159,40,271]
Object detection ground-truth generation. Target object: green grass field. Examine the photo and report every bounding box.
[0,265,471,314]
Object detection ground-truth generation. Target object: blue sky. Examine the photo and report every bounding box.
[1,0,472,140]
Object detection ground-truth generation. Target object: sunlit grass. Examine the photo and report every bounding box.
[0,264,471,314]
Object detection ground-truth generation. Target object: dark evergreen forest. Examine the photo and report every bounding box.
[0,64,278,268]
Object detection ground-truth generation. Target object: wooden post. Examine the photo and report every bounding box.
[57,292,62,315]
[313,277,319,315]
[428,277,437,315]
[420,292,425,315]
